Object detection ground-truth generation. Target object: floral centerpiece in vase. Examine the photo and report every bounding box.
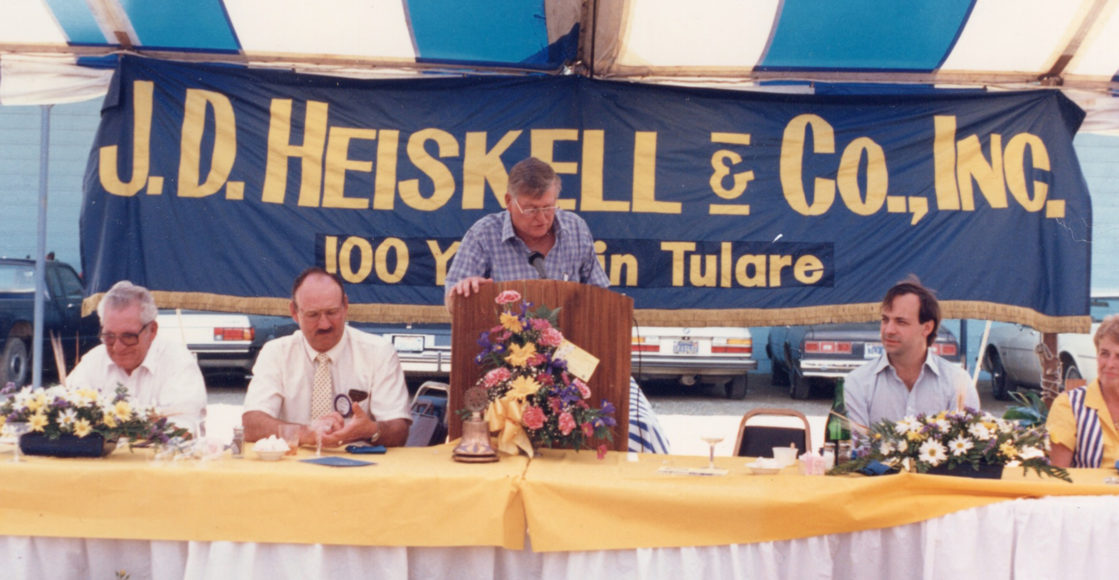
[473,290,616,458]
[830,407,1070,481]
[1,382,192,457]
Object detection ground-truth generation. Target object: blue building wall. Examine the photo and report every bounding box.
[1,100,1117,376]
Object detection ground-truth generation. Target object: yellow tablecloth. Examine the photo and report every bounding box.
[4,443,1119,553]
[519,450,1119,552]
[0,443,528,549]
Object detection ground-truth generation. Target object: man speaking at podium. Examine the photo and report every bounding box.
[445,157,670,454]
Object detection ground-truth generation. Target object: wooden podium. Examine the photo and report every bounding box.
[449,280,632,451]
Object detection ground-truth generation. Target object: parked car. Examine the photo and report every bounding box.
[631,326,757,399]
[982,295,1119,400]
[156,309,258,375]
[350,322,452,383]
[767,322,963,399]
[0,258,100,385]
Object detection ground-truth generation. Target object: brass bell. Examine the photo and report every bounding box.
[453,417,499,463]
[453,386,498,463]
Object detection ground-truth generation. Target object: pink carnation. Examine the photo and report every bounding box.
[536,372,554,386]
[558,411,576,435]
[496,290,521,304]
[574,378,591,399]
[581,422,594,438]
[531,318,552,331]
[548,396,564,415]
[484,367,512,388]
[539,328,564,348]
[528,353,548,367]
[522,405,546,430]
[597,444,609,460]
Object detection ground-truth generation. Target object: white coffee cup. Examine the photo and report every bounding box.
[772,445,798,467]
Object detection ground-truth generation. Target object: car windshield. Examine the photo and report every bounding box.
[0,264,35,292]
[1089,297,1119,322]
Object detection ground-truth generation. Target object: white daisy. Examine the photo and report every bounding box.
[968,423,993,441]
[57,408,78,431]
[918,440,948,466]
[947,436,973,456]
[894,417,922,435]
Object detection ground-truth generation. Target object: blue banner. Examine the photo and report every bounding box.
[82,57,1091,331]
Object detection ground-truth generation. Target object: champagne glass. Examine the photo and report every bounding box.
[7,421,30,463]
[309,418,332,457]
[700,432,724,470]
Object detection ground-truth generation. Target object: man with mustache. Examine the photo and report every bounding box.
[242,267,411,448]
[845,278,979,430]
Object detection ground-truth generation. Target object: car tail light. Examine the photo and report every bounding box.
[713,338,752,355]
[632,336,659,352]
[933,343,958,356]
[214,327,254,341]
[805,341,852,354]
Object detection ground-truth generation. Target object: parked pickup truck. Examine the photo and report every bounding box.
[0,258,100,386]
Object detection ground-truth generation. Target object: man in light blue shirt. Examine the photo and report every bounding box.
[444,157,608,307]
[845,279,979,430]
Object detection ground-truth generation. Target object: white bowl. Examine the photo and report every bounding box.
[746,460,782,475]
[255,449,285,461]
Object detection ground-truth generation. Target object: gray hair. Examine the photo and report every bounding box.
[97,280,158,324]
[508,156,561,200]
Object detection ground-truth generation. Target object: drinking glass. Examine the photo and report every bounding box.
[309,418,332,457]
[278,424,301,456]
[700,433,724,470]
[7,421,30,463]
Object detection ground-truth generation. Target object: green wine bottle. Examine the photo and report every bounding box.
[825,377,851,456]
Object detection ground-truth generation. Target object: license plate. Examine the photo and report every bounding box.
[673,339,699,355]
[864,343,884,358]
[392,335,425,353]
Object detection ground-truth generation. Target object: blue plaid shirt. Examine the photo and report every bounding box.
[444,209,609,294]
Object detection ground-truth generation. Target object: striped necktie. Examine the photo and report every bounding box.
[311,353,334,419]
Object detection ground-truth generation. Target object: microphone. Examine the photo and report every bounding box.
[528,252,547,279]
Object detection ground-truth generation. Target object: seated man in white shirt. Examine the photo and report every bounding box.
[67,280,207,432]
[844,278,979,430]
[242,267,412,448]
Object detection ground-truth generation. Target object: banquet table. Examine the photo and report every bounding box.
[3,443,1119,579]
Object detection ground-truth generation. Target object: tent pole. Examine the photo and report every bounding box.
[32,104,52,389]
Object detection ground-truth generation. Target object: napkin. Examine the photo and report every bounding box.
[858,460,896,476]
[300,457,376,467]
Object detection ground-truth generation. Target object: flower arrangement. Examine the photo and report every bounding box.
[473,289,616,458]
[830,407,1070,482]
[0,382,191,449]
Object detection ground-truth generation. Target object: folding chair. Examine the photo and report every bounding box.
[405,381,449,447]
[733,407,813,458]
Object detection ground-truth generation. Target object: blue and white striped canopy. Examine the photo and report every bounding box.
[2,0,1118,130]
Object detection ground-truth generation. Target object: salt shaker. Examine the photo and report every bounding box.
[230,426,245,458]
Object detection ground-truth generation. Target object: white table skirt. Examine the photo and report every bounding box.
[6,495,1119,580]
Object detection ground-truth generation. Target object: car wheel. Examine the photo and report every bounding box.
[789,370,811,400]
[986,349,1012,401]
[1,337,30,387]
[770,357,790,387]
[725,374,747,399]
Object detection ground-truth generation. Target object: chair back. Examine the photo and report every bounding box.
[734,407,812,458]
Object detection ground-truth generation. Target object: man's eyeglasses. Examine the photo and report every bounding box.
[99,321,151,346]
[512,197,558,217]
